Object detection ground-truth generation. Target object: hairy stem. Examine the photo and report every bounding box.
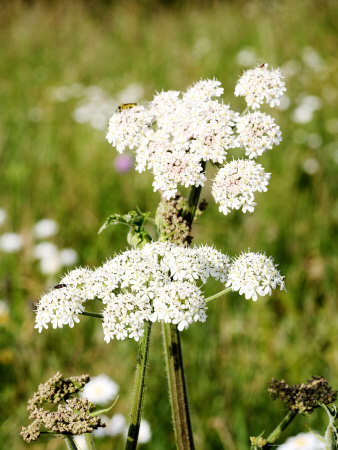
[163,323,195,450]
[125,321,152,450]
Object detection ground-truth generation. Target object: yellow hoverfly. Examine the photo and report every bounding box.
[117,103,138,112]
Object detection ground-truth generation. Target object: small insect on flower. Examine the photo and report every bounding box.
[259,63,266,68]
[53,284,67,289]
[117,103,138,112]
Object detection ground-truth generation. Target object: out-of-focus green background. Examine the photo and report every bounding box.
[0,0,337,448]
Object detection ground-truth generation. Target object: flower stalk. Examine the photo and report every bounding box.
[163,323,195,449]
[205,287,232,303]
[125,321,152,450]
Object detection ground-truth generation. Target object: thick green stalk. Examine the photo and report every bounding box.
[163,323,195,449]
[64,436,78,450]
[160,171,207,449]
[125,321,152,450]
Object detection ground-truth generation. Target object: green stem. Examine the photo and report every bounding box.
[205,287,232,303]
[64,436,78,450]
[185,162,206,225]
[264,411,297,448]
[80,311,103,319]
[163,323,195,450]
[84,433,97,449]
[125,321,152,450]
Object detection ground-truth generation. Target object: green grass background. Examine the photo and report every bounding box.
[0,0,337,448]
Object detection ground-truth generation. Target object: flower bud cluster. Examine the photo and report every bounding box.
[21,372,105,443]
[107,66,285,216]
[35,244,284,341]
[268,376,337,414]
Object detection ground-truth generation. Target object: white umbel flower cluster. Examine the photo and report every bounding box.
[107,79,239,199]
[107,68,285,216]
[226,252,285,301]
[212,160,270,215]
[35,242,229,341]
[234,64,286,109]
[236,111,282,158]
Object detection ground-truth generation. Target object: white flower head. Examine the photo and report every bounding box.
[236,111,282,158]
[35,242,230,341]
[226,251,285,301]
[212,160,270,215]
[0,232,23,253]
[278,432,325,449]
[106,79,240,199]
[235,64,286,109]
[81,374,119,405]
[33,218,59,239]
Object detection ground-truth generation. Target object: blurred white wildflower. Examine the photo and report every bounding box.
[302,158,320,175]
[234,64,286,109]
[108,414,127,436]
[292,95,322,124]
[226,252,285,301]
[33,219,59,239]
[60,248,78,266]
[235,48,257,67]
[107,78,240,199]
[81,374,119,405]
[236,111,282,158]
[212,160,270,215]
[278,432,325,449]
[0,233,23,253]
[39,254,62,275]
[0,209,6,226]
[116,82,144,104]
[50,83,84,102]
[33,242,58,260]
[0,300,10,325]
[138,419,151,444]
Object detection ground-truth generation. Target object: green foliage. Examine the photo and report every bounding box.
[0,1,337,449]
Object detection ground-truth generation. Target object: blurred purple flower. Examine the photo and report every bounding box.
[114,154,134,173]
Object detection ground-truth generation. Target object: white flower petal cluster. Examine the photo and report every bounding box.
[278,432,325,449]
[212,160,270,215]
[226,252,285,301]
[235,64,286,109]
[35,243,229,341]
[107,79,239,199]
[34,268,92,332]
[236,111,282,158]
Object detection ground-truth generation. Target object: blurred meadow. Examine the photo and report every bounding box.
[0,0,338,448]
